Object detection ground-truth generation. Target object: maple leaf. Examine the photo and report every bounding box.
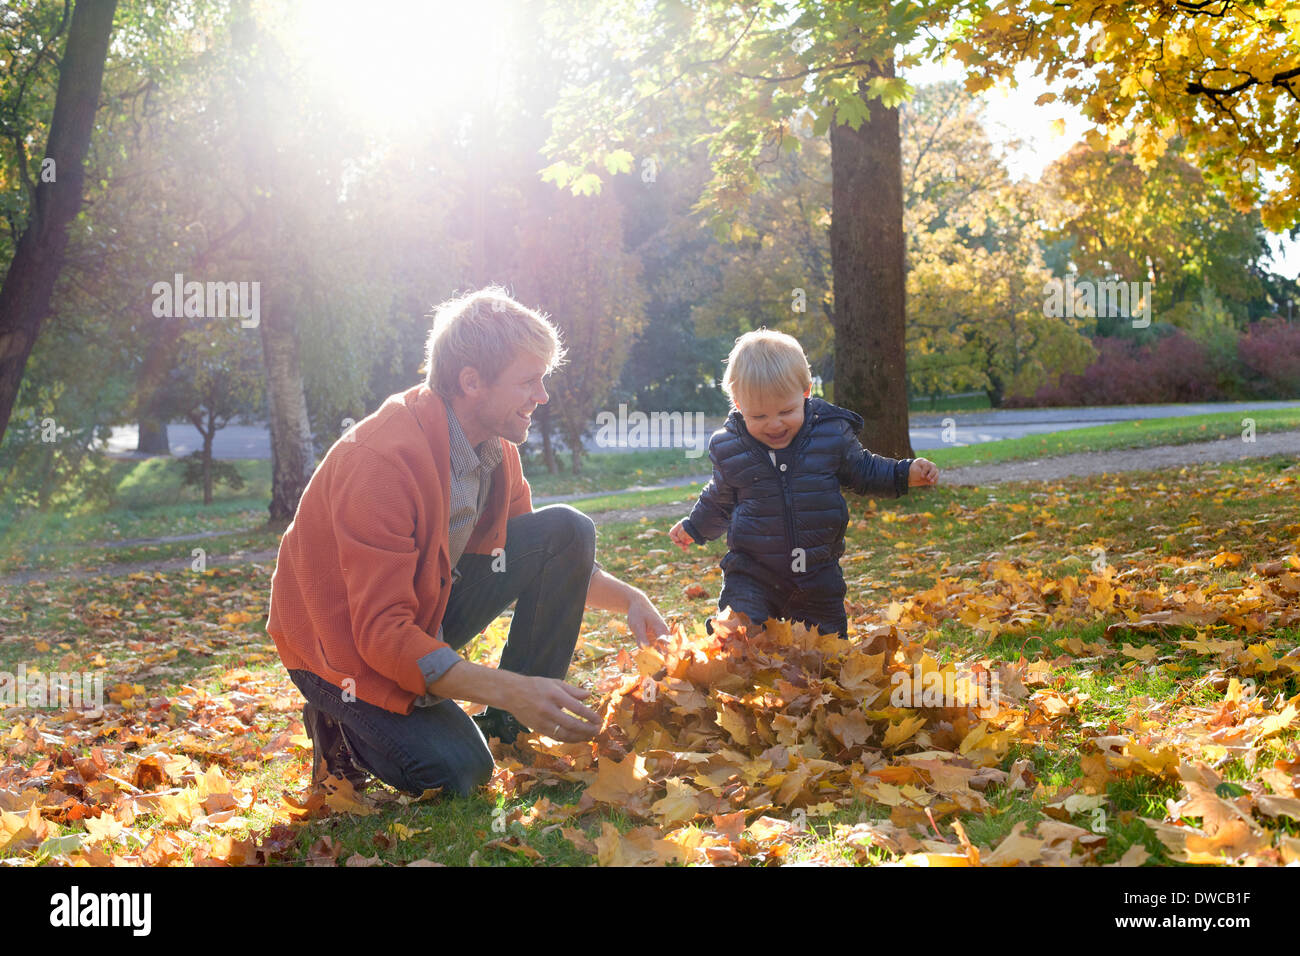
[587,754,649,806]
[306,835,342,866]
[82,813,124,846]
[0,804,51,852]
[1105,844,1150,867]
[140,831,185,866]
[1256,795,1300,821]
[1252,703,1298,742]
[595,823,684,866]
[158,788,202,826]
[825,710,874,751]
[318,777,375,817]
[650,778,701,826]
[983,822,1046,866]
[1120,643,1157,663]
[881,714,927,749]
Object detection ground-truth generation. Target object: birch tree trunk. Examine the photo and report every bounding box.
[231,0,314,523]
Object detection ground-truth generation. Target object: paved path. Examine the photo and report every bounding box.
[937,427,1300,486]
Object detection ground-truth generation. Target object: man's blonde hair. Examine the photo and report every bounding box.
[721,328,812,409]
[424,286,565,398]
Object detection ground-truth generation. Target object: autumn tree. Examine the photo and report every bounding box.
[1041,136,1279,329]
[513,186,645,474]
[168,315,264,505]
[950,0,1300,231]
[609,151,739,418]
[0,0,202,508]
[684,129,836,389]
[901,81,1093,406]
[541,0,964,459]
[224,0,317,523]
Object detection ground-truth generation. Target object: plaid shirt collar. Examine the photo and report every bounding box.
[445,403,504,477]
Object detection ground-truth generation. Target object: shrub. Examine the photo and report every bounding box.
[1007,329,1224,406]
[1237,318,1300,399]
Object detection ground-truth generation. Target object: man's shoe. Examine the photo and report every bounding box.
[304,702,370,790]
[472,707,530,744]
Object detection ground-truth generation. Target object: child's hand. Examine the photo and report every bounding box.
[909,458,939,487]
[668,519,693,551]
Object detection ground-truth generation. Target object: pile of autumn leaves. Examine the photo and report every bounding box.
[492,612,1090,866]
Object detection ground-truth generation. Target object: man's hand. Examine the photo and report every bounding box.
[909,458,939,487]
[668,519,693,551]
[503,676,602,743]
[627,593,670,648]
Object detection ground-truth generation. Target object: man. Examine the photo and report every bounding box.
[265,286,670,797]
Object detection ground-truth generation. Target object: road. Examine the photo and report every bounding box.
[91,399,1300,460]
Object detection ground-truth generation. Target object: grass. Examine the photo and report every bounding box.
[923,406,1300,469]
[5,400,1299,582]
[3,450,1296,866]
[557,485,700,515]
[0,456,272,576]
[5,403,1299,578]
[521,447,712,498]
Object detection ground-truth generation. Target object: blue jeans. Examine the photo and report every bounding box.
[288,504,596,796]
[715,562,849,639]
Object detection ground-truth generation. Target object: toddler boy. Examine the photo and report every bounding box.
[669,329,938,638]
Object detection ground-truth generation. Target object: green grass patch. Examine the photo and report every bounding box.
[925,407,1300,469]
[523,447,711,498]
[0,456,273,575]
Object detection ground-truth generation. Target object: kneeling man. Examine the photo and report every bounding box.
[266,287,669,796]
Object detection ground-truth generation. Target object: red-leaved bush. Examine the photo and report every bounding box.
[1010,329,1229,406]
[1237,318,1300,399]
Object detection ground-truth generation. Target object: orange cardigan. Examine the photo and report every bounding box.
[265,384,532,714]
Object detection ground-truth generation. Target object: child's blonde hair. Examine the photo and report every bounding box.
[721,329,812,409]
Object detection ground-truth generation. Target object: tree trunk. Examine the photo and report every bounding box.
[538,403,557,473]
[36,440,56,511]
[984,339,1005,408]
[202,414,214,506]
[829,58,914,459]
[231,0,315,524]
[136,417,169,454]
[0,0,118,445]
[260,299,315,518]
[134,311,179,454]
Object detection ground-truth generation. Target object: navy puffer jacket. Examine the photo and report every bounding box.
[682,397,913,585]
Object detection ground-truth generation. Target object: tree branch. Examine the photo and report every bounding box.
[732,58,875,85]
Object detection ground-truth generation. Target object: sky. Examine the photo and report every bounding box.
[899,56,1300,281]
